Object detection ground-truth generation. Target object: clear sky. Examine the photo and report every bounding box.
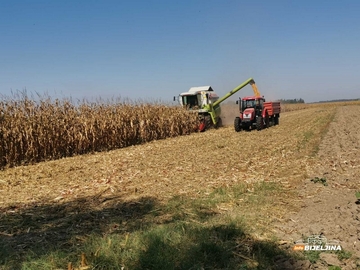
[1,0,359,103]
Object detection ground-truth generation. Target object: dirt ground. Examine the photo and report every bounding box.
[274,105,360,270]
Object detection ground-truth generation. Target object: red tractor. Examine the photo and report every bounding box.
[234,96,281,131]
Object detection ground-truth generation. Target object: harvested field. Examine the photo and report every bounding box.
[0,101,359,269]
[275,105,360,269]
[0,106,337,205]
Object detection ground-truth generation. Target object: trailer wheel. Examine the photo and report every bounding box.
[264,112,270,128]
[234,117,241,132]
[268,118,274,127]
[274,116,279,125]
[256,116,263,131]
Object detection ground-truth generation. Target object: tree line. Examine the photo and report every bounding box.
[277,98,305,104]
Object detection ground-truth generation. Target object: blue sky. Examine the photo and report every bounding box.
[1,0,359,103]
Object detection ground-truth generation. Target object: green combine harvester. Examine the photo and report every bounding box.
[174,77,259,131]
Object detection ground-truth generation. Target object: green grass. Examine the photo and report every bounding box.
[0,181,302,270]
[328,266,341,270]
[310,177,328,186]
[336,249,352,261]
[296,108,336,156]
[356,191,360,205]
[304,251,321,264]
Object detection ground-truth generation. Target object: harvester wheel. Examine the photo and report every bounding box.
[205,116,212,130]
[256,116,263,131]
[234,117,241,132]
[215,117,222,129]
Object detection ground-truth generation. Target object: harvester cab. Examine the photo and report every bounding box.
[174,86,220,131]
[175,78,257,132]
[176,86,219,111]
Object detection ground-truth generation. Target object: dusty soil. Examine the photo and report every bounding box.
[275,105,360,270]
[219,103,239,126]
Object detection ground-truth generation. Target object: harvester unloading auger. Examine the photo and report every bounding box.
[174,78,259,131]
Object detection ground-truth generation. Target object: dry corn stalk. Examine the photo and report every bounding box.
[0,93,198,168]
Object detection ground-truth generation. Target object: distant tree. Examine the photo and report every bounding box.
[277,98,305,104]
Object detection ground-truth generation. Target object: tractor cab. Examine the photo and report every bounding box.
[236,96,266,124]
[237,96,265,113]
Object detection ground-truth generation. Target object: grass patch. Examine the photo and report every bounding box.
[296,108,336,156]
[336,249,352,261]
[0,182,300,270]
[328,266,341,270]
[310,177,328,186]
[304,251,321,264]
[356,191,360,205]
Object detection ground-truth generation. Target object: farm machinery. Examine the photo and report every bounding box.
[234,86,281,132]
[174,78,258,131]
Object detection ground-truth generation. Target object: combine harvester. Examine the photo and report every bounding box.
[175,78,259,132]
[234,83,281,131]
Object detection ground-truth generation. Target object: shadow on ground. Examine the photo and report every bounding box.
[0,194,305,269]
[0,195,155,267]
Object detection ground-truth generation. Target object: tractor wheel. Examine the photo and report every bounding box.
[234,117,241,132]
[256,116,263,131]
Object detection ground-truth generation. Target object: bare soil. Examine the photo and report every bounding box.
[275,105,360,270]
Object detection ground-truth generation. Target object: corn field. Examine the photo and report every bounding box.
[0,94,198,169]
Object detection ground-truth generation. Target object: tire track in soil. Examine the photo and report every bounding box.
[275,105,360,270]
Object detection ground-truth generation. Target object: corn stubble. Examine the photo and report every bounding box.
[0,95,198,168]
